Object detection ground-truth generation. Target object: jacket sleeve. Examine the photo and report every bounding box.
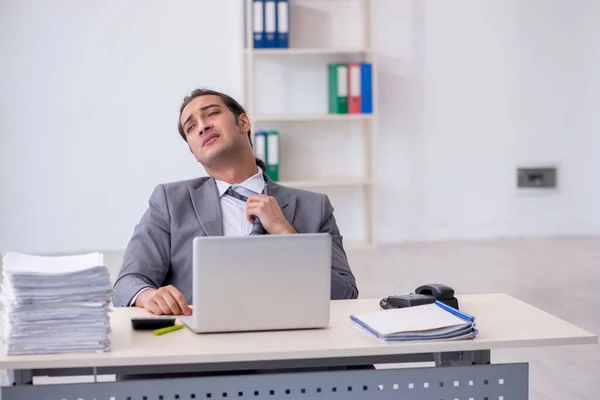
[112,185,171,307]
[319,194,359,300]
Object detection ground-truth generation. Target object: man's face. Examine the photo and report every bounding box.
[180,95,249,166]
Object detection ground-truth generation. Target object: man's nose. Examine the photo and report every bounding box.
[198,121,213,135]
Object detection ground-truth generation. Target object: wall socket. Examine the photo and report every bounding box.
[517,167,557,188]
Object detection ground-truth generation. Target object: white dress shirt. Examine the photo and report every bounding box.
[214,166,265,237]
[129,167,265,306]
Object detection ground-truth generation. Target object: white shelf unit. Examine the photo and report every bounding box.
[278,177,372,189]
[246,48,372,56]
[254,113,373,122]
[242,0,378,248]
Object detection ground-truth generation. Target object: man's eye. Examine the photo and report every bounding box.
[186,124,195,134]
[209,111,219,117]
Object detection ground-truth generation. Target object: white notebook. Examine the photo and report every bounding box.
[350,301,477,342]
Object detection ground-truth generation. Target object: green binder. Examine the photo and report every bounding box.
[266,130,279,181]
[328,63,348,114]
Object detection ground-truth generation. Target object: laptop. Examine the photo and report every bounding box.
[179,233,332,333]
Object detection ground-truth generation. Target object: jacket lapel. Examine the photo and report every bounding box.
[265,174,297,226]
[189,178,223,236]
[188,173,297,236]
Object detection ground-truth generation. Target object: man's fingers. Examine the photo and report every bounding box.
[153,296,173,315]
[161,291,183,315]
[145,299,163,315]
[166,286,191,315]
[246,194,268,203]
[246,195,276,209]
[246,202,266,214]
[143,287,190,316]
[245,205,260,224]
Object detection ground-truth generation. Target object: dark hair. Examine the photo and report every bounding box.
[177,88,266,172]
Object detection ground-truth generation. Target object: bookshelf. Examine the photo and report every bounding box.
[246,48,372,56]
[254,113,373,122]
[278,177,372,189]
[242,0,378,248]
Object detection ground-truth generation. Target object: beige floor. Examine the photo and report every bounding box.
[346,236,600,400]
[2,237,599,399]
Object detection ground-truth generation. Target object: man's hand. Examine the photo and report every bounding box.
[246,194,297,235]
[135,285,192,316]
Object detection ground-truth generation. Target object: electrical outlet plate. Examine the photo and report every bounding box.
[517,167,557,189]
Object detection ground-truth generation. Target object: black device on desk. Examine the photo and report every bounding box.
[379,283,459,310]
[131,317,176,330]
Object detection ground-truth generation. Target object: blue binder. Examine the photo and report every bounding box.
[264,0,277,48]
[276,0,289,48]
[253,0,265,48]
[360,63,372,113]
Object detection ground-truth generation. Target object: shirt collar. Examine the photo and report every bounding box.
[215,166,265,198]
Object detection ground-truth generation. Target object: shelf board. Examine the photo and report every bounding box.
[246,48,372,56]
[255,114,372,122]
[277,178,371,189]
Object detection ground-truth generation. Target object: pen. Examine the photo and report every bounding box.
[153,323,185,336]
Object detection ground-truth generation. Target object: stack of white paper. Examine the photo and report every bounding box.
[0,252,112,355]
[350,301,478,342]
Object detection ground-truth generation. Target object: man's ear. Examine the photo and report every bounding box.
[238,113,251,135]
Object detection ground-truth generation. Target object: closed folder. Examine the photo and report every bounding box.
[276,0,289,48]
[266,130,279,181]
[348,62,361,114]
[254,131,267,163]
[360,62,373,113]
[350,301,478,342]
[264,0,277,48]
[328,63,348,114]
[253,0,266,48]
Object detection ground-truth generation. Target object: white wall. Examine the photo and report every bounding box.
[1,0,599,254]
[376,0,600,242]
[0,0,243,253]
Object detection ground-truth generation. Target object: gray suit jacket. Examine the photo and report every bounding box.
[112,174,359,307]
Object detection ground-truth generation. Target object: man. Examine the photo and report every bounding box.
[112,88,359,314]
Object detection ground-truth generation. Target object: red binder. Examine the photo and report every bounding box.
[348,62,362,114]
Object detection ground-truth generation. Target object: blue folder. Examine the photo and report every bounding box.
[276,0,289,48]
[360,63,372,113]
[264,0,277,48]
[253,0,266,48]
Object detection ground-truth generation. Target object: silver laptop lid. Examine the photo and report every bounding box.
[187,233,331,333]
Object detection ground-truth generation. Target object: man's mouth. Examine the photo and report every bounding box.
[202,133,219,147]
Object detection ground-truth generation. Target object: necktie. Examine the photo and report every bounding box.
[225,186,266,235]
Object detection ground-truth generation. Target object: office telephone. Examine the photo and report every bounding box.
[379,283,459,310]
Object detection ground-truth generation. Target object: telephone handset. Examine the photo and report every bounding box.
[414,283,455,300]
[379,283,460,310]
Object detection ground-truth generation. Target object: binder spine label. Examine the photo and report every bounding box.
[253,0,265,48]
[350,66,361,97]
[265,1,276,33]
[337,66,348,97]
[277,1,288,33]
[349,63,361,114]
[266,131,279,181]
[253,2,264,36]
[254,132,266,162]
[267,134,279,164]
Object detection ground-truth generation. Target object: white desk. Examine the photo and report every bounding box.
[0,294,596,400]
